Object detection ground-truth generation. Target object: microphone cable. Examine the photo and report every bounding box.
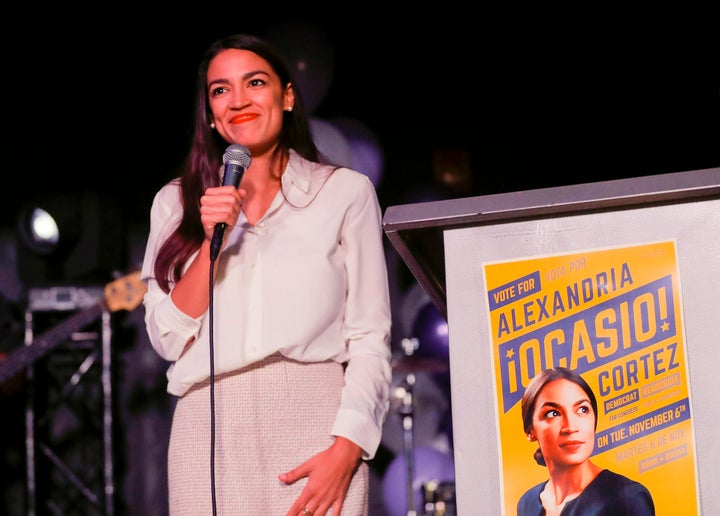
[208,257,218,516]
[206,143,250,515]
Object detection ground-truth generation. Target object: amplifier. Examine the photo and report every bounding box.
[28,285,104,312]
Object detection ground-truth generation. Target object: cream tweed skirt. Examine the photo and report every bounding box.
[168,353,368,515]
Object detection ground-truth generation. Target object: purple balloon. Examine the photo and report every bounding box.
[331,117,385,187]
[411,302,449,362]
[266,21,334,114]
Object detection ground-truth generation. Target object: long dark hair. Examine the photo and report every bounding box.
[520,367,598,466]
[154,34,320,292]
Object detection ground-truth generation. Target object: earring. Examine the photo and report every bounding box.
[285,106,294,112]
[210,121,216,129]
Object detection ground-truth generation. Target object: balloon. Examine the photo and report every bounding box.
[398,282,432,340]
[266,21,334,114]
[438,406,454,451]
[381,445,455,516]
[411,301,449,363]
[308,118,353,168]
[411,300,452,406]
[330,117,385,187]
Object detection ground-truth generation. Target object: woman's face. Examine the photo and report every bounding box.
[206,48,294,156]
[529,378,596,469]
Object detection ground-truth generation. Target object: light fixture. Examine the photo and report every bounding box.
[16,191,126,286]
[17,197,81,259]
[21,208,61,251]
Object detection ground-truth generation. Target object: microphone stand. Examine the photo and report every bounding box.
[399,337,419,516]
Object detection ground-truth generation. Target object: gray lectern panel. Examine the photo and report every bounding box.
[383,167,720,516]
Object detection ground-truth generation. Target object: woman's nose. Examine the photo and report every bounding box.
[561,416,579,433]
[231,91,246,108]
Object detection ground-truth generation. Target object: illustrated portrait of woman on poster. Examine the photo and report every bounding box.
[517,367,655,516]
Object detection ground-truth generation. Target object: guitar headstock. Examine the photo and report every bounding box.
[104,271,147,312]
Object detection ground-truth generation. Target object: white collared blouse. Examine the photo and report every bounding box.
[141,150,392,458]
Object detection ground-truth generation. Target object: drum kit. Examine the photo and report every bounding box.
[383,336,457,516]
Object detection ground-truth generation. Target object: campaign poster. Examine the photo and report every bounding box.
[483,240,699,515]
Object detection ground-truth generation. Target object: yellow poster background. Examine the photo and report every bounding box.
[482,240,699,515]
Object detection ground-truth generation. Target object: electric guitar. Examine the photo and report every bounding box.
[0,271,147,385]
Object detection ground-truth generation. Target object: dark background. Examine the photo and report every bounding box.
[1,8,718,515]
[4,9,719,229]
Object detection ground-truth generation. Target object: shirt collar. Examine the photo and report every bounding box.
[282,149,336,199]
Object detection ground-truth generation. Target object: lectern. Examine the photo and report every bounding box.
[383,167,720,515]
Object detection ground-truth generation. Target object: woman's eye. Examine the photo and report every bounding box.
[248,78,265,87]
[210,86,227,97]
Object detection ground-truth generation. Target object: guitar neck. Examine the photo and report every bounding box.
[0,302,106,385]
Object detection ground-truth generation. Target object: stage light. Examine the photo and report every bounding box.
[16,191,126,286]
[24,208,60,248]
[17,198,81,259]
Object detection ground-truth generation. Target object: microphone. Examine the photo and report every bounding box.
[209,144,252,260]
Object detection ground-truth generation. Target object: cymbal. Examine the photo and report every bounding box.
[392,355,449,373]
